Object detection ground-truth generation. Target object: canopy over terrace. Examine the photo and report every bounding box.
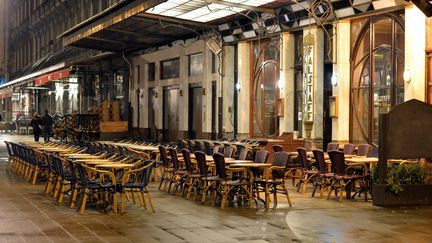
[59,0,285,52]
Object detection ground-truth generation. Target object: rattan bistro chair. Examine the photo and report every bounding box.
[272,144,283,152]
[296,147,319,193]
[213,153,252,209]
[195,151,219,204]
[356,144,372,156]
[168,147,188,194]
[182,149,201,199]
[343,143,356,155]
[311,149,333,198]
[326,142,339,152]
[254,152,292,209]
[120,160,155,212]
[327,151,367,201]
[158,146,174,191]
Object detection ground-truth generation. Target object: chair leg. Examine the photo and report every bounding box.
[53,177,61,200]
[140,191,147,209]
[121,192,126,213]
[158,171,166,190]
[265,183,270,209]
[70,184,79,209]
[80,188,89,215]
[272,185,278,208]
[201,181,208,204]
[58,182,67,203]
[326,182,334,200]
[112,191,118,214]
[186,178,194,200]
[145,188,155,212]
[32,169,39,185]
[282,183,292,207]
[339,181,345,202]
[220,186,229,209]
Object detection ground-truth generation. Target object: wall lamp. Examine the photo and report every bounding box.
[403,69,411,83]
[331,74,338,87]
[235,82,242,92]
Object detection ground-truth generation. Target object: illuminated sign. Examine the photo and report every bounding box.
[303,34,314,122]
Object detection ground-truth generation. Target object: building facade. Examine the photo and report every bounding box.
[1,0,431,149]
[0,0,129,123]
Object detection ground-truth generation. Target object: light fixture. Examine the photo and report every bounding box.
[145,0,275,23]
[235,82,242,92]
[331,74,338,87]
[277,77,285,90]
[403,69,411,83]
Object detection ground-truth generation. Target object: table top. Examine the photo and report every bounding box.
[62,153,92,156]
[37,147,72,152]
[230,163,271,168]
[82,161,113,165]
[224,160,254,164]
[75,159,112,163]
[68,155,103,159]
[345,157,378,163]
[102,141,159,152]
[96,163,134,169]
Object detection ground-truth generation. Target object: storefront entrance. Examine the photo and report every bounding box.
[350,13,405,145]
[188,85,202,139]
[163,86,179,142]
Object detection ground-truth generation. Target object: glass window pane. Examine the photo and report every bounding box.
[148,63,155,81]
[189,53,203,76]
[351,58,370,144]
[374,18,392,48]
[160,58,179,80]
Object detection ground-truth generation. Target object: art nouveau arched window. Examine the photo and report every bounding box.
[350,13,405,145]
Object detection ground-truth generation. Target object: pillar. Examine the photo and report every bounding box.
[332,20,351,144]
[237,41,251,137]
[280,32,295,134]
[404,4,426,101]
[302,27,324,149]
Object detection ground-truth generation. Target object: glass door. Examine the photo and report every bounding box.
[350,14,405,145]
[163,87,179,142]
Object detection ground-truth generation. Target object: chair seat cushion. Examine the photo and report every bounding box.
[220,179,249,186]
[335,174,363,180]
[201,175,219,181]
[320,173,334,178]
[254,178,284,184]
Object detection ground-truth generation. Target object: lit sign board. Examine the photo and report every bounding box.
[303,34,314,122]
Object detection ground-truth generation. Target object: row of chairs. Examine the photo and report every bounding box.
[157,145,294,209]
[5,141,156,214]
[296,147,369,201]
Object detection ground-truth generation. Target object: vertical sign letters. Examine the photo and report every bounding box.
[303,34,314,122]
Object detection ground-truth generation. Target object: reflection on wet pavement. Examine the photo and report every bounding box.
[0,134,432,242]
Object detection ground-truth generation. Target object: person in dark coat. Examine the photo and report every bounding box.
[42,110,53,142]
[30,112,42,142]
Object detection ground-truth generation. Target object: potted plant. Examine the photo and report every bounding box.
[372,163,432,206]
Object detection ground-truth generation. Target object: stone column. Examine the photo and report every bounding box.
[404,4,426,101]
[331,20,350,145]
[237,41,250,138]
[279,32,295,134]
[302,27,324,149]
[222,45,235,137]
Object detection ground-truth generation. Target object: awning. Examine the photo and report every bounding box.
[35,68,70,86]
[60,0,215,52]
[0,62,66,90]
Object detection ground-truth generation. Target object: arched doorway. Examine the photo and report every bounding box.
[250,39,281,137]
[350,13,405,145]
